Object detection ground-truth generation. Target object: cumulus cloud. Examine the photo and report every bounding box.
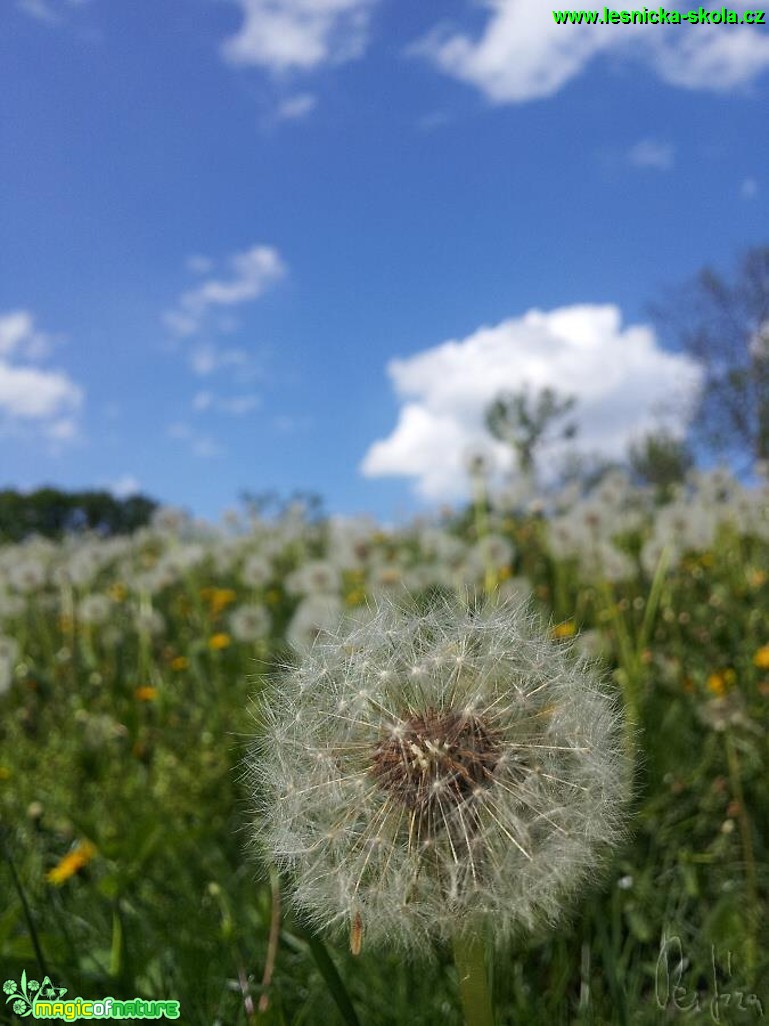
[627,138,675,170]
[0,311,83,438]
[360,305,703,500]
[221,0,377,73]
[413,0,769,104]
[165,245,286,338]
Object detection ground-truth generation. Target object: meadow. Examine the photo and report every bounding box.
[1,467,768,1025]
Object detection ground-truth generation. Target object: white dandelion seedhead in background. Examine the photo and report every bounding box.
[251,595,628,954]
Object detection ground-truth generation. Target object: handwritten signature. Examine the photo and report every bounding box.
[656,935,764,1020]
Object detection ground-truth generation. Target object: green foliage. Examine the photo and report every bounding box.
[628,430,693,497]
[485,386,578,474]
[0,488,157,543]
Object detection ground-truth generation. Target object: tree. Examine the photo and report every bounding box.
[0,488,158,542]
[628,429,693,497]
[651,245,769,469]
[485,386,578,476]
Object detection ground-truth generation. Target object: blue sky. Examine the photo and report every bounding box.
[1,0,767,522]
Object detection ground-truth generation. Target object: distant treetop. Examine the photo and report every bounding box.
[0,487,158,542]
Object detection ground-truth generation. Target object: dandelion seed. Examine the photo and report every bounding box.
[251,594,628,955]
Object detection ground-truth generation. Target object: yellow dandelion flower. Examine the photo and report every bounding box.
[108,583,126,602]
[706,671,734,697]
[552,621,576,639]
[208,633,231,651]
[201,587,237,616]
[46,840,97,885]
[134,686,158,701]
[753,645,769,670]
[748,569,766,589]
[169,655,189,671]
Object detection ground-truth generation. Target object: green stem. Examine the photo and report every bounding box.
[636,544,671,658]
[724,730,758,977]
[471,471,497,598]
[452,931,495,1026]
[2,827,50,981]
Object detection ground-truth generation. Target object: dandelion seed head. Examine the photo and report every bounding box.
[251,594,628,954]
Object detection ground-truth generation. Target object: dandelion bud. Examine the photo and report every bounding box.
[251,595,627,954]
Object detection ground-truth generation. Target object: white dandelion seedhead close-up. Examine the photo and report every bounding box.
[251,595,628,954]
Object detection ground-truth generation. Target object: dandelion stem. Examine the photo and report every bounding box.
[452,931,495,1026]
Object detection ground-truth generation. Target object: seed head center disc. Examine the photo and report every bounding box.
[371,708,501,822]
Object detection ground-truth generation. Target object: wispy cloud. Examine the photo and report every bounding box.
[220,0,378,74]
[192,390,261,415]
[627,138,675,170]
[189,344,250,378]
[361,304,703,500]
[275,92,318,121]
[412,0,769,104]
[164,245,286,339]
[105,474,141,498]
[16,0,91,26]
[741,176,758,198]
[167,422,226,459]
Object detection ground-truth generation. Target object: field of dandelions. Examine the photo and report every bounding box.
[1,467,768,1025]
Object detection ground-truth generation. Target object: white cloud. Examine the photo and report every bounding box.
[189,344,250,377]
[45,417,78,441]
[650,24,769,90]
[627,138,675,170]
[275,92,318,120]
[0,310,52,360]
[164,246,284,387]
[361,304,703,500]
[186,254,215,275]
[16,0,90,24]
[221,0,377,73]
[165,245,286,338]
[108,474,141,498]
[413,0,769,104]
[0,364,81,420]
[192,389,260,414]
[0,311,83,438]
[192,436,226,458]
[16,0,60,23]
[741,176,758,198]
